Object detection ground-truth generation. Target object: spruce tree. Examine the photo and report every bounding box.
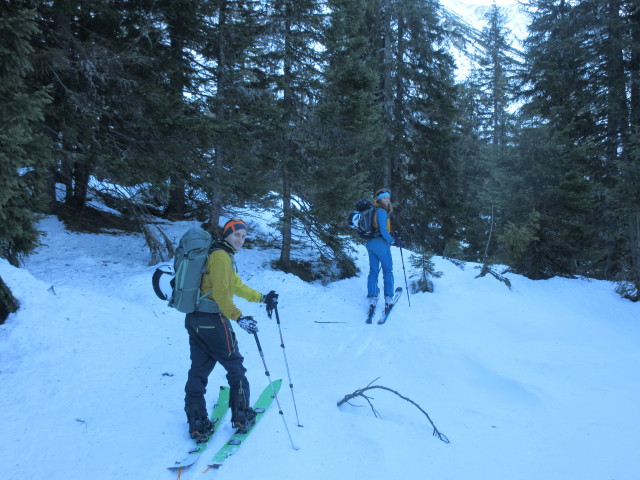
[257,0,324,271]
[457,3,521,263]
[501,0,599,278]
[197,0,276,226]
[27,0,219,220]
[1,275,20,324]
[513,0,640,287]
[34,0,126,210]
[0,4,52,266]
[372,0,459,253]
[303,0,385,277]
[623,0,640,297]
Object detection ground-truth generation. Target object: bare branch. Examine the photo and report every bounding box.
[476,264,512,289]
[337,379,450,444]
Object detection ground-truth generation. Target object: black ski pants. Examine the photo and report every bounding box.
[184,311,250,421]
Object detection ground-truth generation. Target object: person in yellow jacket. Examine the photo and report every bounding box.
[184,218,278,441]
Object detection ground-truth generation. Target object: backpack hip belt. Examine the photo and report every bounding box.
[195,295,221,314]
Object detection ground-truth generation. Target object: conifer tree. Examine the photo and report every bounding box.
[591,0,640,295]
[28,0,219,220]
[197,0,276,227]
[34,0,127,210]
[457,3,521,263]
[372,0,459,253]
[156,0,214,219]
[514,0,640,287]
[503,0,599,278]
[302,0,384,277]
[0,3,52,266]
[474,3,519,149]
[623,0,640,297]
[257,0,324,270]
[451,80,488,261]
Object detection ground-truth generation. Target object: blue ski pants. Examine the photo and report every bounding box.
[366,237,394,298]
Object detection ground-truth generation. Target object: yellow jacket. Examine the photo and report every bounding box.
[200,248,262,321]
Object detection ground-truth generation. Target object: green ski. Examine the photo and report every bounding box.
[168,385,230,471]
[207,379,282,469]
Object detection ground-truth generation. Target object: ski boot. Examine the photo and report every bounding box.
[384,295,393,315]
[232,408,257,434]
[366,296,377,323]
[186,405,214,443]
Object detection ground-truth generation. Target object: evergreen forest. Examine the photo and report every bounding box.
[2,0,639,309]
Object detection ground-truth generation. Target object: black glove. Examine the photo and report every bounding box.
[263,290,279,318]
[237,315,258,334]
[390,231,405,248]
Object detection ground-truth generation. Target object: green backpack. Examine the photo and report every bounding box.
[168,228,214,313]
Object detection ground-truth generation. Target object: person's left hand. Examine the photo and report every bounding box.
[263,290,279,318]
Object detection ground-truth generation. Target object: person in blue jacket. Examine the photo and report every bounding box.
[366,188,400,316]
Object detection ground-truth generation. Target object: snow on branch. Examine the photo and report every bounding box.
[336,378,450,444]
[476,264,511,289]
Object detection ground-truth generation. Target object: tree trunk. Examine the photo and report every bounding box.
[207,0,228,231]
[380,0,393,187]
[164,3,189,220]
[627,2,640,296]
[165,174,186,220]
[278,1,294,269]
[630,206,640,297]
[279,168,293,269]
[0,276,19,325]
[69,160,90,209]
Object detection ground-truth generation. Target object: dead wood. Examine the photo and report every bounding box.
[337,378,450,443]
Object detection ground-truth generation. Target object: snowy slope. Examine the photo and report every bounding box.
[1,215,639,480]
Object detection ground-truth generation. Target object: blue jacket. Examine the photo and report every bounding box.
[375,208,394,245]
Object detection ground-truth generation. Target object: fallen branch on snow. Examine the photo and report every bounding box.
[336,377,450,444]
[476,264,511,289]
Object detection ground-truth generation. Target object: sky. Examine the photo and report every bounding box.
[452,0,518,5]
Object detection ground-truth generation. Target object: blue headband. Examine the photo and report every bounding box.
[377,191,390,201]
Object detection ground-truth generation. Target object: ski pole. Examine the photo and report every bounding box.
[272,302,303,427]
[253,332,299,450]
[399,245,411,307]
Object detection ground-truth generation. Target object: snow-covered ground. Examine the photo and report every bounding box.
[1,214,639,480]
